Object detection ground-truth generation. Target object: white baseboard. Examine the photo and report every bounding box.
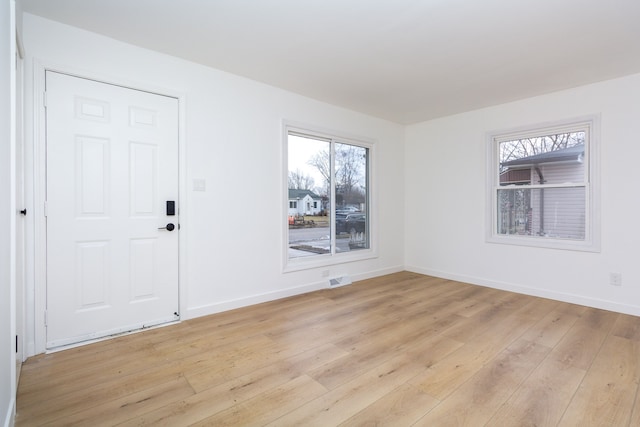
[349,265,405,283]
[185,281,325,320]
[3,397,15,427]
[405,265,640,317]
[185,265,405,320]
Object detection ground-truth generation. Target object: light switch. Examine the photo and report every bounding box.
[193,179,206,192]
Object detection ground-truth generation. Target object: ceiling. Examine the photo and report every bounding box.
[20,0,640,124]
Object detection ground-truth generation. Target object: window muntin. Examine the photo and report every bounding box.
[488,118,598,251]
[286,128,370,264]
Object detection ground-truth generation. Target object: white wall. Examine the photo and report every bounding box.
[405,73,640,315]
[1,0,17,424]
[22,14,405,354]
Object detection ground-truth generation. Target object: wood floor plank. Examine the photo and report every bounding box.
[520,309,580,348]
[190,375,327,427]
[16,367,185,422]
[550,323,612,370]
[558,335,640,426]
[412,338,550,427]
[384,282,492,324]
[579,307,619,332]
[17,345,171,407]
[487,358,586,426]
[410,301,542,400]
[611,313,640,341]
[310,315,464,390]
[447,297,492,318]
[265,353,428,426]
[555,302,588,317]
[120,343,347,426]
[39,376,194,427]
[440,293,535,343]
[630,385,640,427]
[182,334,308,393]
[264,295,400,346]
[339,383,439,427]
[18,339,164,390]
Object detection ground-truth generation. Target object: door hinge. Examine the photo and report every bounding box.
[43,91,47,108]
[16,335,18,353]
[44,201,48,217]
[44,310,47,327]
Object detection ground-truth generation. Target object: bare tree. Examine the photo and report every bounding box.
[335,144,366,206]
[308,144,367,208]
[307,149,331,199]
[287,169,315,190]
[307,150,331,185]
[500,131,585,165]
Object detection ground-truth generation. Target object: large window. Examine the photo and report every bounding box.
[285,125,371,267]
[487,117,599,251]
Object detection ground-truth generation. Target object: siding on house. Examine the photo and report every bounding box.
[529,162,585,239]
[500,168,530,184]
[530,187,585,239]
[534,162,584,184]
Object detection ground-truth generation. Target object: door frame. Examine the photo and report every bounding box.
[30,61,188,355]
[15,29,25,373]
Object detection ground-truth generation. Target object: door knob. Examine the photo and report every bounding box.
[158,223,175,231]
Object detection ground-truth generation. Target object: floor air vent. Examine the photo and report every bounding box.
[329,275,352,288]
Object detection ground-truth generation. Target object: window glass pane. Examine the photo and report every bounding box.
[288,134,331,259]
[334,143,369,252]
[499,132,585,185]
[497,187,585,239]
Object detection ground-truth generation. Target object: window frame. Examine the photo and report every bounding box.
[283,121,376,272]
[486,116,600,252]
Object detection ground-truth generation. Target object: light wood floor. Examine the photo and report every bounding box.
[16,272,640,426]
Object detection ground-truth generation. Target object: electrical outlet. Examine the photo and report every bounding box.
[610,272,622,287]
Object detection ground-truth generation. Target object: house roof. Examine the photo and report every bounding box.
[501,144,584,168]
[288,189,321,200]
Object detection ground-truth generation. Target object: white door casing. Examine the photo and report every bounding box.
[15,40,25,377]
[45,71,179,349]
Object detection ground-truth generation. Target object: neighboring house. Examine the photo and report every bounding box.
[288,189,322,216]
[499,144,585,239]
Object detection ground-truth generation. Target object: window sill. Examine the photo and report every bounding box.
[283,248,378,273]
[486,234,600,253]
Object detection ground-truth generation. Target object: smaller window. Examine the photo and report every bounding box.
[289,201,297,209]
[487,116,599,251]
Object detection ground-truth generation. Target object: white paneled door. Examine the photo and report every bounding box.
[45,71,179,349]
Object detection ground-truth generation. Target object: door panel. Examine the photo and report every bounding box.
[45,71,179,349]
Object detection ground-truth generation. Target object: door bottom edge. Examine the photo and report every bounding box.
[46,316,180,353]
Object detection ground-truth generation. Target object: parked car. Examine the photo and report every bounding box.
[335,213,366,234]
[340,206,360,213]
